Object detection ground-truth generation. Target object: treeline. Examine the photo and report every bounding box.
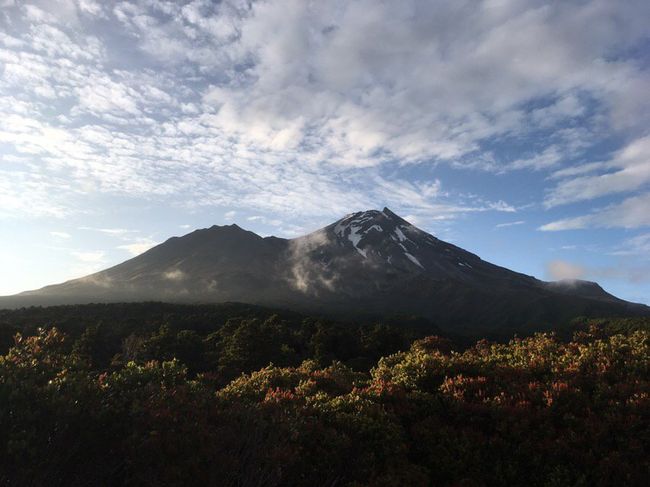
[0,304,648,486]
[0,303,434,385]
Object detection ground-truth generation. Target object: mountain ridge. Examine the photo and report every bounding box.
[2,208,647,332]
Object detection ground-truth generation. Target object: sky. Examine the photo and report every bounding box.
[0,0,649,304]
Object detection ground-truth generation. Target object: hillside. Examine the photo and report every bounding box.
[2,209,648,333]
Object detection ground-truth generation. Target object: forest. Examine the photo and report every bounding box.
[0,303,648,486]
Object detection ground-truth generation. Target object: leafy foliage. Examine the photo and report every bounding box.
[0,305,648,486]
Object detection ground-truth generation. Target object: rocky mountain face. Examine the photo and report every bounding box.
[2,208,647,332]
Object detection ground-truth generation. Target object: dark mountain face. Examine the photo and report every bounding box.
[292,208,540,295]
[2,208,648,332]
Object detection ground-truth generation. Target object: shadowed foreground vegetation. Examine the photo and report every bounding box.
[0,304,648,486]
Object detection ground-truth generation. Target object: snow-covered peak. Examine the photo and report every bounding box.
[331,208,433,269]
[333,210,384,257]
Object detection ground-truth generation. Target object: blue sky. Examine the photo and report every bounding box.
[0,0,649,304]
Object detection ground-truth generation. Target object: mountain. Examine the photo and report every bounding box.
[2,208,648,333]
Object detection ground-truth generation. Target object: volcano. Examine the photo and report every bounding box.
[2,208,647,333]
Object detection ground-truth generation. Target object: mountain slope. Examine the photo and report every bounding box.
[2,208,647,332]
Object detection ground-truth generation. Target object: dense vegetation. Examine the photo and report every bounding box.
[0,303,648,486]
[0,303,435,382]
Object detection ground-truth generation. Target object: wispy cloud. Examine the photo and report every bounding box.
[247,215,282,226]
[1,0,648,225]
[540,193,650,231]
[67,249,108,280]
[79,227,135,236]
[611,233,650,258]
[495,220,525,229]
[545,136,650,208]
[118,238,158,256]
[78,225,157,256]
[71,250,105,263]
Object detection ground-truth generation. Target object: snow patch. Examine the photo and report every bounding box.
[404,252,424,269]
[334,219,368,258]
[348,224,367,257]
[394,227,407,241]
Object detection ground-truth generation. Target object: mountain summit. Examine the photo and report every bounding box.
[2,209,647,332]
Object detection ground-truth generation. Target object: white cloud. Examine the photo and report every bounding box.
[23,5,50,23]
[118,238,158,256]
[113,0,650,170]
[508,146,563,171]
[50,231,71,239]
[66,249,108,279]
[77,0,106,18]
[540,193,650,231]
[549,161,611,180]
[246,215,283,227]
[611,233,650,258]
[495,220,525,229]
[79,227,134,236]
[0,0,648,232]
[77,76,143,117]
[78,227,158,255]
[545,136,650,208]
[0,168,71,218]
[71,250,105,262]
